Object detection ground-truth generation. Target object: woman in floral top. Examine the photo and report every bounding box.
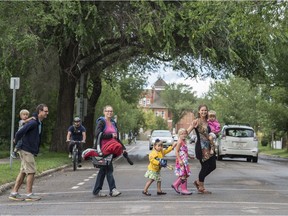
[187,104,216,194]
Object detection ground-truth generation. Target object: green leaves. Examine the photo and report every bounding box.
[161,83,197,127]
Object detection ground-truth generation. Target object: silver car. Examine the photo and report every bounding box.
[149,130,174,150]
[216,124,258,163]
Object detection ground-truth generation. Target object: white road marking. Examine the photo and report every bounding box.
[77,182,85,185]
[68,148,136,190]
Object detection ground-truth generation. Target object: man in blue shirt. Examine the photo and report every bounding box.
[9,104,49,202]
[66,117,86,167]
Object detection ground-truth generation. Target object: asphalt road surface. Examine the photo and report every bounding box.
[0,140,288,215]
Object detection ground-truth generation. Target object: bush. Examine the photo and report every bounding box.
[0,137,10,158]
[261,139,269,146]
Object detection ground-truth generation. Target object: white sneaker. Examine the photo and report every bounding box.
[97,190,107,197]
[25,193,41,201]
[9,193,25,201]
[68,153,72,158]
[110,188,121,197]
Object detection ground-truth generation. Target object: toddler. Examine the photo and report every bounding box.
[142,139,176,196]
[172,128,193,195]
[207,110,221,155]
[11,109,36,158]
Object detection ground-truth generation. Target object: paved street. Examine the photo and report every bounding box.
[0,141,288,215]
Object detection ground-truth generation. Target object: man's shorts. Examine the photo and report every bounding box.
[19,150,36,174]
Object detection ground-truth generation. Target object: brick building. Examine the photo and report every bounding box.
[138,77,194,134]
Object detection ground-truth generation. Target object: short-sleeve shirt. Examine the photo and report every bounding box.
[18,120,26,131]
[67,125,86,141]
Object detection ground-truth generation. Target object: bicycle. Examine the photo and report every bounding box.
[68,140,84,171]
[128,134,137,145]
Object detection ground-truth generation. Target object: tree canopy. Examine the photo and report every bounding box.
[1,1,288,151]
[161,83,197,127]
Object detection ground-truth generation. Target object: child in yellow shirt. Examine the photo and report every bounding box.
[142,139,176,196]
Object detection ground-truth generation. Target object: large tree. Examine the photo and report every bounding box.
[206,77,259,129]
[1,1,287,151]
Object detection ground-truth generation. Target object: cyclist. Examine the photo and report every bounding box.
[128,130,137,144]
[66,117,86,167]
[128,130,133,144]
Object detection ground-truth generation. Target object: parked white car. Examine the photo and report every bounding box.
[148,130,174,150]
[216,124,258,163]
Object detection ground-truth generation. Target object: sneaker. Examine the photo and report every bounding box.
[68,153,72,158]
[9,193,25,201]
[11,152,17,159]
[97,190,107,197]
[25,193,41,201]
[110,188,121,197]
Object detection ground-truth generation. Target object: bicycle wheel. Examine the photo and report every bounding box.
[72,146,78,171]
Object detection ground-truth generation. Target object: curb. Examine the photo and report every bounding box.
[0,144,136,195]
[0,164,70,195]
[259,154,288,162]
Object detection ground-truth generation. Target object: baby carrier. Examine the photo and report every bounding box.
[82,118,133,167]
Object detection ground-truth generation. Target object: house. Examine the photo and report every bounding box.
[138,77,194,134]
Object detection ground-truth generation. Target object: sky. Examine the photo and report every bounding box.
[147,67,213,97]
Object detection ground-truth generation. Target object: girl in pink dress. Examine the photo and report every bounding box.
[171,128,193,195]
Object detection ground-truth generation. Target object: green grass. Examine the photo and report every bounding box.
[258,144,288,158]
[0,150,70,186]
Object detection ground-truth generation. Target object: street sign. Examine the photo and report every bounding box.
[10,77,20,89]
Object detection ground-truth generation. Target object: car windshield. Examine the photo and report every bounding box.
[225,128,254,137]
[152,131,171,137]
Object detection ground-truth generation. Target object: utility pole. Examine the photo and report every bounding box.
[76,73,87,121]
[9,77,20,169]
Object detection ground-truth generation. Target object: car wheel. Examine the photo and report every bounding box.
[217,155,223,161]
[252,156,258,163]
[246,157,252,162]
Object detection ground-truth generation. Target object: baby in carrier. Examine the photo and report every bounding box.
[82,111,133,166]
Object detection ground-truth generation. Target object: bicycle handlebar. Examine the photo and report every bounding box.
[67,140,85,144]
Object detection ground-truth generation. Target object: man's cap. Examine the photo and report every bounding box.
[74,117,81,122]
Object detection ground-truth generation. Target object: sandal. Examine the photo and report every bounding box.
[198,188,212,194]
[193,180,200,190]
[157,191,167,195]
[142,191,151,196]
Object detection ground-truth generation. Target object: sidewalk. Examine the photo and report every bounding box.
[0,157,13,164]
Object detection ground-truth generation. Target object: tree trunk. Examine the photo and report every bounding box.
[50,70,77,152]
[83,72,102,149]
[50,40,79,152]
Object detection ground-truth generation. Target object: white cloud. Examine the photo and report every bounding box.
[147,68,213,97]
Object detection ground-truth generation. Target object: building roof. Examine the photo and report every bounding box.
[153,77,167,90]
